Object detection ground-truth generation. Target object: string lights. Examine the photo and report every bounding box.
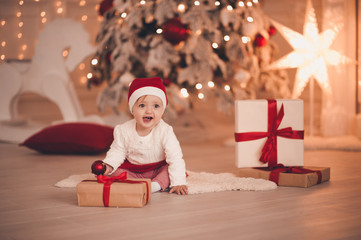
[0,0,261,101]
[0,0,99,87]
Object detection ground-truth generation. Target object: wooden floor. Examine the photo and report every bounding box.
[1,137,361,240]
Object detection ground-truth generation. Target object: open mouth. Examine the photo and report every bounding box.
[143,116,153,122]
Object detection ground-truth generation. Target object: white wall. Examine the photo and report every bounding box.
[1,0,359,136]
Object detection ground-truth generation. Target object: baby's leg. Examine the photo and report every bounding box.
[151,165,170,191]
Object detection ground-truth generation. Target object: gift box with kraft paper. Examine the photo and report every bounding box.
[76,176,151,207]
[235,99,304,168]
[238,166,330,188]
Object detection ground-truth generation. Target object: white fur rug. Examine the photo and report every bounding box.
[55,171,277,194]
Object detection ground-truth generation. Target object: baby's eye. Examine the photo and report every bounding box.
[139,103,145,108]
[154,104,160,108]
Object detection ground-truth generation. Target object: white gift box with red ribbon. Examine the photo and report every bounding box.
[235,99,304,168]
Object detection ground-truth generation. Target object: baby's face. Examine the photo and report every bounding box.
[132,95,164,136]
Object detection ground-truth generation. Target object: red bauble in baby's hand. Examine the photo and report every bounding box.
[91,160,106,175]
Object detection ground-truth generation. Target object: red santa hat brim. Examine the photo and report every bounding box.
[128,77,167,113]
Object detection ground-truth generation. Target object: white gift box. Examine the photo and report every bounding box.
[235,99,304,168]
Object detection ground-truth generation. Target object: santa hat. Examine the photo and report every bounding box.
[128,77,168,113]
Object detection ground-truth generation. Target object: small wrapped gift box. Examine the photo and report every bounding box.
[238,166,330,188]
[235,99,304,168]
[76,173,151,207]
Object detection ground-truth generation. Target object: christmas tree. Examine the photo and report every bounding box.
[89,0,291,117]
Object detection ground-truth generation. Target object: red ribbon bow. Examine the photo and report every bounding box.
[97,172,150,207]
[255,164,322,185]
[235,99,304,167]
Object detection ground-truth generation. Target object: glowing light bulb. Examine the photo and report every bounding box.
[198,93,204,99]
[17,33,22,38]
[40,11,46,17]
[57,7,64,14]
[212,43,218,49]
[81,15,88,21]
[156,28,162,34]
[178,3,185,12]
[1,41,6,47]
[224,35,230,41]
[241,36,250,43]
[19,0,24,6]
[194,1,200,6]
[19,22,23,27]
[247,17,253,22]
[121,12,127,18]
[180,88,189,98]
[215,1,220,6]
[91,58,98,65]
[247,2,253,7]
[238,1,245,7]
[87,73,93,79]
[195,83,203,89]
[208,81,215,88]
[224,85,230,91]
[0,54,5,60]
[80,76,87,84]
[140,0,146,5]
[62,50,69,57]
[16,12,22,17]
[79,0,86,6]
[22,44,27,50]
[1,20,6,26]
[227,5,233,11]
[79,63,85,70]
[42,18,47,23]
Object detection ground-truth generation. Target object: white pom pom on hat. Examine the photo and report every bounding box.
[128,77,168,113]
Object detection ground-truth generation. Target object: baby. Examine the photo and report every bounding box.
[102,77,188,195]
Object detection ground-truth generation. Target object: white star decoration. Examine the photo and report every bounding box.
[267,0,352,98]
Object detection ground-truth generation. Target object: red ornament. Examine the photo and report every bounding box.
[105,51,112,64]
[91,160,106,175]
[254,33,267,47]
[268,25,276,36]
[163,78,172,87]
[89,76,101,87]
[162,18,190,45]
[98,0,113,16]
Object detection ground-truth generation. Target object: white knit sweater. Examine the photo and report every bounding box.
[103,119,187,187]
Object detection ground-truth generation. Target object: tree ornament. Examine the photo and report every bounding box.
[98,0,114,16]
[105,51,112,64]
[91,160,106,175]
[162,18,190,45]
[268,25,276,36]
[88,76,102,87]
[163,77,172,87]
[254,33,267,47]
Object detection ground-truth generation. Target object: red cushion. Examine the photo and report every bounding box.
[20,123,114,154]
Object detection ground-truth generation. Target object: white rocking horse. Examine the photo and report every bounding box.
[0,18,95,122]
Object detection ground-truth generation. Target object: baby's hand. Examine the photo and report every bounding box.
[103,164,113,176]
[169,185,188,195]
